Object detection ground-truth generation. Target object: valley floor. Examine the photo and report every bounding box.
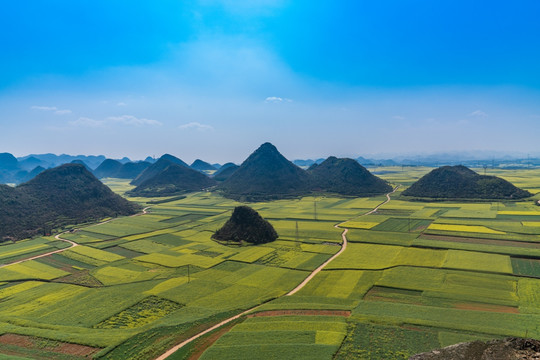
[0,168,539,359]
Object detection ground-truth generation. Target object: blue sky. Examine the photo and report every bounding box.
[1,1,540,162]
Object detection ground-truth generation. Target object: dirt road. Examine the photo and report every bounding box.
[0,206,151,269]
[154,187,399,360]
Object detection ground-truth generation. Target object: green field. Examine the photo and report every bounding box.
[0,171,539,359]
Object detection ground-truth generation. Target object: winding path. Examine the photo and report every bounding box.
[0,206,151,269]
[154,187,400,360]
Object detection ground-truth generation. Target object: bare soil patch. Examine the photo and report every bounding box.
[187,323,237,360]
[453,303,520,314]
[248,309,351,317]
[0,333,101,358]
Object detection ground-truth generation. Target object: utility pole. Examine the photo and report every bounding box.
[295,221,299,242]
[408,217,411,233]
[314,201,318,221]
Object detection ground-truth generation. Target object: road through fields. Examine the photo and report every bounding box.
[154,187,400,360]
[0,207,150,269]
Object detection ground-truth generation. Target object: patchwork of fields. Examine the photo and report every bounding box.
[0,168,539,359]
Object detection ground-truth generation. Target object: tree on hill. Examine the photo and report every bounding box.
[402,165,531,199]
[212,206,278,244]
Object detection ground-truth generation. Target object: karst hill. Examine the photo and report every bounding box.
[129,163,216,197]
[212,206,278,244]
[218,143,391,201]
[403,165,531,200]
[131,154,189,186]
[309,156,392,196]
[218,142,311,201]
[0,163,138,241]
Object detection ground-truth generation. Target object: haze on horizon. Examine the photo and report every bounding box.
[1,1,540,163]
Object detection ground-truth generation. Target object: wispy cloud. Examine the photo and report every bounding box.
[69,117,105,127]
[117,102,127,106]
[178,122,214,131]
[107,115,162,126]
[265,96,292,103]
[392,115,406,120]
[468,110,488,118]
[31,105,72,115]
[54,109,72,115]
[70,115,161,127]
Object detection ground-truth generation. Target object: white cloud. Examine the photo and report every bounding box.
[54,109,72,115]
[178,122,214,131]
[31,105,72,115]
[265,96,292,103]
[107,115,162,126]
[468,110,488,118]
[32,106,57,111]
[70,115,160,127]
[117,102,127,106]
[70,117,105,127]
[392,115,406,120]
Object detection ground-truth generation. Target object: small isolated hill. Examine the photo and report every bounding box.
[411,337,540,360]
[13,166,46,184]
[93,159,123,178]
[116,161,150,179]
[18,156,44,171]
[309,156,392,196]
[212,206,278,244]
[0,153,18,170]
[131,154,189,186]
[27,166,46,180]
[213,163,239,182]
[191,159,216,172]
[219,142,309,200]
[130,163,216,197]
[403,165,531,200]
[1,164,138,241]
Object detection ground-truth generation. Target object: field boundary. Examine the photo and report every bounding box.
[153,187,400,360]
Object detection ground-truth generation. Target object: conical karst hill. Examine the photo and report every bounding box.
[191,159,216,172]
[309,156,392,196]
[1,164,138,240]
[213,163,239,182]
[212,206,278,244]
[93,159,123,178]
[219,142,309,200]
[403,165,531,199]
[131,154,189,186]
[130,163,216,196]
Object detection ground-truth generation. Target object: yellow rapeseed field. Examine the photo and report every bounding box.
[427,223,505,234]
